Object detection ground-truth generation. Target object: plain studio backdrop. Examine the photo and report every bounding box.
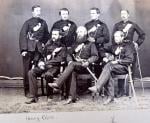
[0,0,149,77]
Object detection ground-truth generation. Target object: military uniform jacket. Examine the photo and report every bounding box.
[50,20,77,47]
[19,17,49,53]
[85,20,110,47]
[67,39,99,64]
[44,39,66,66]
[112,21,145,46]
[106,41,136,66]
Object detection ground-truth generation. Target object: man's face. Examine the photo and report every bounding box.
[52,30,60,41]
[121,10,129,22]
[32,7,41,17]
[60,10,69,20]
[90,10,99,20]
[114,32,123,44]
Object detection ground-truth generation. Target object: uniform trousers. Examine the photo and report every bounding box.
[28,65,60,98]
[96,62,128,98]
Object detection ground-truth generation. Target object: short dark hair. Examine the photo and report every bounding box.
[121,9,129,14]
[90,7,100,14]
[59,8,69,15]
[32,5,40,12]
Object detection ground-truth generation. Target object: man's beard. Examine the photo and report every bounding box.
[76,35,87,43]
[52,38,57,41]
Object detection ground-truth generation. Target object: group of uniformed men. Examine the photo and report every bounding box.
[19,5,145,105]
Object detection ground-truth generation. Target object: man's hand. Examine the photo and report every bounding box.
[82,61,89,67]
[111,60,119,64]
[133,42,139,50]
[21,51,27,56]
[105,53,114,62]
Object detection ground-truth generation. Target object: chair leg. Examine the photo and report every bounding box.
[124,75,129,96]
[46,78,54,99]
[128,82,132,98]
[41,77,45,96]
[128,66,138,106]
[46,81,49,98]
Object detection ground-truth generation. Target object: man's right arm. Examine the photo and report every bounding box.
[19,21,29,55]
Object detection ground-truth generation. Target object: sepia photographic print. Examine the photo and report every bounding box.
[0,0,150,123]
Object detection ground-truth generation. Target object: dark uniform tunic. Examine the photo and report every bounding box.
[19,17,49,96]
[112,21,145,46]
[67,37,98,63]
[44,39,66,66]
[28,39,66,98]
[54,37,99,100]
[50,20,77,47]
[19,17,49,53]
[85,20,110,57]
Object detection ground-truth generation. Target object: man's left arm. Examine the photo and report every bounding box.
[135,23,145,46]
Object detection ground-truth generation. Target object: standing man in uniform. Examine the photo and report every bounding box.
[85,7,110,76]
[19,5,49,97]
[112,9,145,97]
[50,8,77,50]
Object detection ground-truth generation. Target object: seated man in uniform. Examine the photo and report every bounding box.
[49,26,99,104]
[88,31,136,105]
[25,29,66,104]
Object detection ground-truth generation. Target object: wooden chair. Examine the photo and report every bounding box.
[38,61,66,97]
[114,64,136,98]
